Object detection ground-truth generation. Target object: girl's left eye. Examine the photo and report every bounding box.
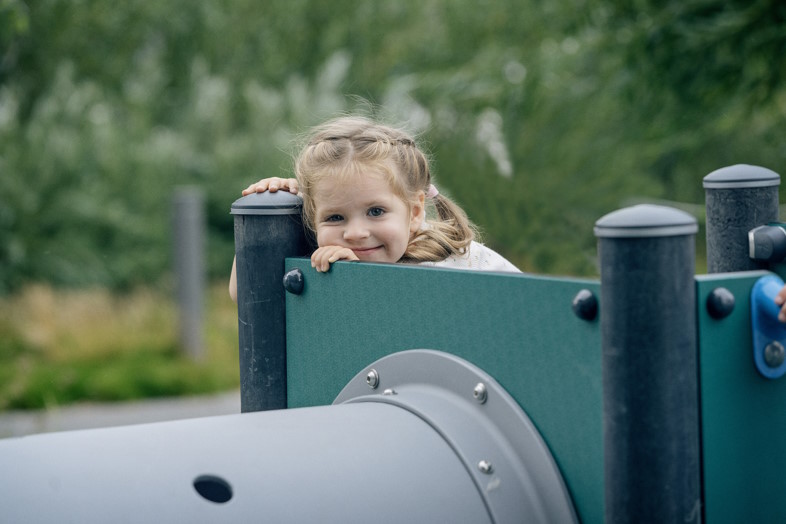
[368,207,385,217]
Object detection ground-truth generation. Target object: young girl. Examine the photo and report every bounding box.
[229,116,519,301]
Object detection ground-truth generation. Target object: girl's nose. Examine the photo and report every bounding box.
[343,220,370,241]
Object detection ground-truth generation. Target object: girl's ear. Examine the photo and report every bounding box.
[409,191,426,234]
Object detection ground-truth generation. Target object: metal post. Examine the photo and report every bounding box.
[594,204,701,524]
[173,187,205,361]
[231,190,310,412]
[703,164,780,273]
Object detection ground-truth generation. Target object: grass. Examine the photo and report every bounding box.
[0,282,240,410]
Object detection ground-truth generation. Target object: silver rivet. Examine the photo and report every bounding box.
[765,341,785,368]
[473,383,487,404]
[383,388,397,396]
[478,460,493,474]
[366,369,379,389]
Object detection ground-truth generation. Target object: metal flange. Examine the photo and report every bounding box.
[334,349,578,524]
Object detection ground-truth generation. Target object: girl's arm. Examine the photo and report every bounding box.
[229,257,238,303]
[229,177,300,303]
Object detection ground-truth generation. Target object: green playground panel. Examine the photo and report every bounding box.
[696,271,786,524]
[285,259,786,523]
[285,258,604,524]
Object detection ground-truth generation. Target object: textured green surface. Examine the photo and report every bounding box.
[285,258,603,524]
[696,271,786,523]
[285,261,786,523]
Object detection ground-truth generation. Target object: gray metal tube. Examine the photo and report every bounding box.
[231,191,310,412]
[0,404,491,523]
[595,205,701,524]
[0,350,577,524]
[703,164,780,273]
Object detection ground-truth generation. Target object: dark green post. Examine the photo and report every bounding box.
[703,164,780,273]
[231,191,310,412]
[595,204,701,524]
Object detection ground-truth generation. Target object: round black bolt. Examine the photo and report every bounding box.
[572,289,598,321]
[765,341,785,369]
[706,287,735,319]
[283,268,305,295]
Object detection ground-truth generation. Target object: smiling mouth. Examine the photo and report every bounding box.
[352,246,382,256]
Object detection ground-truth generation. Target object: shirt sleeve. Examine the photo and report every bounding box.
[419,242,521,273]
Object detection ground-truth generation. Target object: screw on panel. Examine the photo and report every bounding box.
[282,268,305,295]
[764,341,786,369]
[706,287,735,319]
[473,383,488,404]
[366,369,379,389]
[571,289,598,321]
[478,460,494,474]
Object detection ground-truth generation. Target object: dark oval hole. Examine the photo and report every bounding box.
[193,475,233,504]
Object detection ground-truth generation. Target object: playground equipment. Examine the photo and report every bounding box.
[1,164,784,523]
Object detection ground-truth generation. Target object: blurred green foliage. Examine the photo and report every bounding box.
[0,283,239,409]
[1,0,784,291]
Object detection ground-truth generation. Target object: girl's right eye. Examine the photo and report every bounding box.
[324,214,343,222]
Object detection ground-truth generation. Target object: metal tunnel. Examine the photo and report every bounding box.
[0,350,577,523]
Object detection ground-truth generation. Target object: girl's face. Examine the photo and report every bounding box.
[313,171,425,264]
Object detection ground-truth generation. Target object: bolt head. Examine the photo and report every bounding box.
[473,383,488,404]
[572,289,598,321]
[366,369,379,389]
[765,341,786,368]
[706,287,735,319]
[282,268,305,295]
[478,460,493,474]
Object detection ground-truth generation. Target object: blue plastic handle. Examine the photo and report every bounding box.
[750,274,786,379]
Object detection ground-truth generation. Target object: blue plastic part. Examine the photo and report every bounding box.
[750,274,786,379]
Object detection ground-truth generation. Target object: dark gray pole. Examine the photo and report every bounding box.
[703,164,780,273]
[231,191,310,412]
[595,204,701,524]
[173,187,205,361]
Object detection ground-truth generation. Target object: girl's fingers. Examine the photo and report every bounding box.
[241,179,269,195]
[311,246,358,272]
[311,248,331,272]
[241,178,298,196]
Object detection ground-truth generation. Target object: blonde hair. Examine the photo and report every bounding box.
[294,116,476,262]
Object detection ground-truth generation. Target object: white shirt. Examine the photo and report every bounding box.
[418,241,521,273]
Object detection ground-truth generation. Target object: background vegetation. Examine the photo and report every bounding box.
[1,0,784,407]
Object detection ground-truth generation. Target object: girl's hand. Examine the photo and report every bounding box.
[775,284,786,322]
[241,177,300,196]
[311,245,359,272]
